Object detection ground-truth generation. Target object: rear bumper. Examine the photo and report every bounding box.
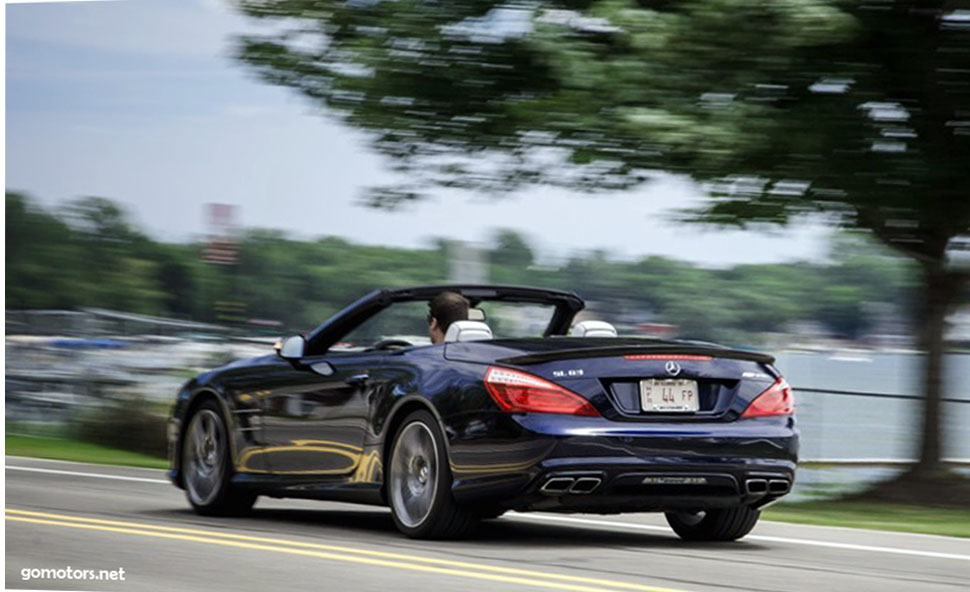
[446,412,798,513]
[483,463,794,513]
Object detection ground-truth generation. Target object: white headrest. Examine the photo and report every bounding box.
[444,320,493,342]
[570,320,617,338]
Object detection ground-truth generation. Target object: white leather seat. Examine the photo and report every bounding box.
[570,320,618,338]
[444,320,493,342]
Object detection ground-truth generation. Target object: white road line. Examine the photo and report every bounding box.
[5,465,170,484]
[744,513,969,542]
[506,513,970,562]
[5,455,167,472]
[7,461,970,562]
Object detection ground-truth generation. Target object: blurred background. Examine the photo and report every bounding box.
[6,0,970,507]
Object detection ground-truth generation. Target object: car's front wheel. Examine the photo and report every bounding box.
[665,507,760,541]
[387,410,478,539]
[182,400,256,516]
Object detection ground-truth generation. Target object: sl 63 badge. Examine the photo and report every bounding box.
[552,368,584,377]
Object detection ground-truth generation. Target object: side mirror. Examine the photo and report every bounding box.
[279,335,306,360]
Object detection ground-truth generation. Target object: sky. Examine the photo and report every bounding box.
[5,0,833,266]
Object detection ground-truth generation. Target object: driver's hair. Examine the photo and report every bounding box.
[428,291,470,334]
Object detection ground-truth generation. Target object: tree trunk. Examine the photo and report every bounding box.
[911,264,962,478]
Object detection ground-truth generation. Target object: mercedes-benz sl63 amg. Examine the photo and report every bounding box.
[168,285,797,540]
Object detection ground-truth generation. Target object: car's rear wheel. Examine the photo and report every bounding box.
[182,400,256,516]
[388,410,478,539]
[665,507,760,541]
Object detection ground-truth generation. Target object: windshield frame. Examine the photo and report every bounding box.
[303,284,584,355]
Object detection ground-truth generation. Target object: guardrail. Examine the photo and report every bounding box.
[793,385,970,467]
[799,459,970,466]
[795,386,970,404]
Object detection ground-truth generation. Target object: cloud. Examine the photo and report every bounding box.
[6,0,252,59]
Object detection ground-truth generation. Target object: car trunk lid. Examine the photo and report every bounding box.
[447,338,779,421]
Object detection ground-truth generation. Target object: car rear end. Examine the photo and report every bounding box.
[444,340,797,515]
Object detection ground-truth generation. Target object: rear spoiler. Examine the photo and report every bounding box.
[497,345,775,366]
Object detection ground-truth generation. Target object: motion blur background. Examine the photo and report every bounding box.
[6,0,970,504]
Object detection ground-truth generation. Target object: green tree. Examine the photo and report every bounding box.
[156,251,201,318]
[6,192,85,309]
[491,229,535,268]
[235,0,970,487]
[65,197,165,313]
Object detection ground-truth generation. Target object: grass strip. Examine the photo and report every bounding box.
[5,434,168,470]
[764,500,970,538]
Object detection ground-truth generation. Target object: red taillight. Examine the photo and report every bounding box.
[741,377,795,418]
[623,354,713,361]
[484,366,599,416]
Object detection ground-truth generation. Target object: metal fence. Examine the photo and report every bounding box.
[790,385,970,500]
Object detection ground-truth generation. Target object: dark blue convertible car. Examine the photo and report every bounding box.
[169,285,797,540]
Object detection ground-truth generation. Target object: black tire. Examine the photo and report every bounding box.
[181,400,257,517]
[387,410,479,539]
[665,507,760,541]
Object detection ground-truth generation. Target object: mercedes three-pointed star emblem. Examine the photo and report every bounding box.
[665,361,682,376]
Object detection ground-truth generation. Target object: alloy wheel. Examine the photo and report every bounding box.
[389,421,439,528]
[184,408,225,506]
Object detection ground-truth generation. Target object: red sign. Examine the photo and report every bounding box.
[202,203,239,265]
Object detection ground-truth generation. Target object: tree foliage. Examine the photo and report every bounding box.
[235,1,968,258]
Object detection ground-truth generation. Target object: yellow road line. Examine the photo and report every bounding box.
[5,508,690,592]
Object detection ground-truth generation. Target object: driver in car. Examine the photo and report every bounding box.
[427,291,470,344]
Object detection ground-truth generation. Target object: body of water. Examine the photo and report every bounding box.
[774,352,970,461]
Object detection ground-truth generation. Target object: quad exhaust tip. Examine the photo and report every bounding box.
[745,479,768,495]
[745,478,790,495]
[540,477,575,494]
[570,477,602,494]
[539,476,603,495]
[768,479,791,494]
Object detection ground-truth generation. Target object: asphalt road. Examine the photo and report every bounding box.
[5,456,969,592]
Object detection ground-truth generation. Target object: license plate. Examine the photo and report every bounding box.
[639,379,699,412]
